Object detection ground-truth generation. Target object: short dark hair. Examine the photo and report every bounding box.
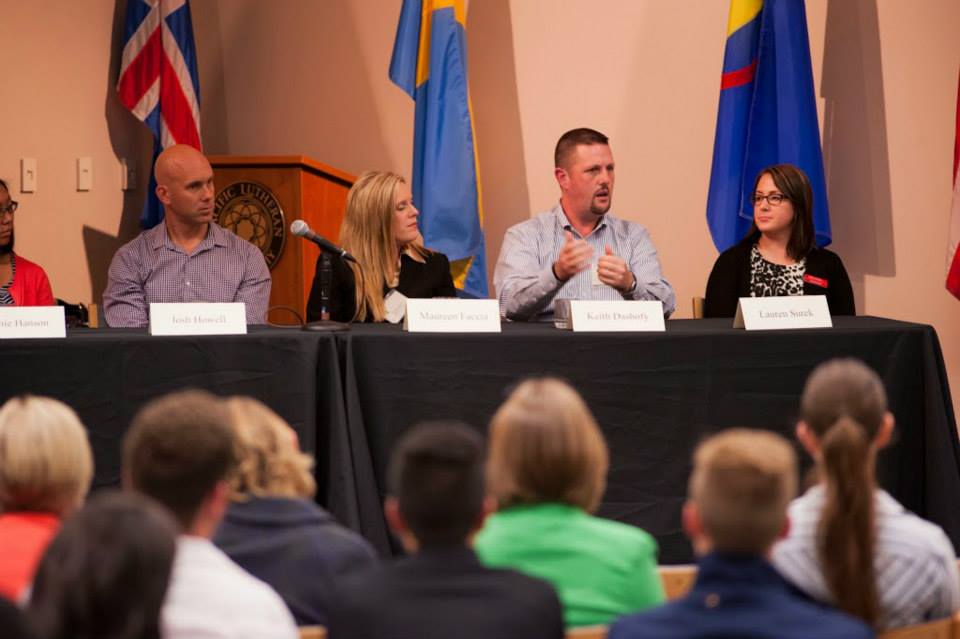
[27,491,177,639]
[388,421,484,547]
[748,164,816,260]
[123,390,237,530]
[0,178,8,192]
[555,128,609,168]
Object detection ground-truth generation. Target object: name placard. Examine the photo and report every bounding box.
[0,306,66,339]
[734,295,832,330]
[149,303,247,336]
[403,299,501,333]
[567,300,666,332]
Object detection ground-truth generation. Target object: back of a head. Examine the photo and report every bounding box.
[554,128,609,169]
[388,421,484,548]
[226,396,316,500]
[487,378,608,512]
[27,491,177,639]
[0,396,93,515]
[800,358,887,627]
[123,389,236,531]
[690,429,796,555]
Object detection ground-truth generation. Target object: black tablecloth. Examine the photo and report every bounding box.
[327,317,960,563]
[0,326,333,489]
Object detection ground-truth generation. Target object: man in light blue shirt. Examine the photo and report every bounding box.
[493,128,675,321]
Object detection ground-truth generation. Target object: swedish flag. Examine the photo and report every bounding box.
[390,0,488,297]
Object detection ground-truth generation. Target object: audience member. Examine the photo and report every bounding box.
[0,178,54,306]
[0,396,92,601]
[474,378,663,626]
[306,170,456,323]
[123,389,297,639]
[609,429,872,639]
[213,397,377,625]
[327,421,563,639]
[26,492,177,639]
[103,145,271,327]
[773,359,960,630]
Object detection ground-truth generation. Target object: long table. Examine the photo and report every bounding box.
[326,317,960,563]
[1,317,956,564]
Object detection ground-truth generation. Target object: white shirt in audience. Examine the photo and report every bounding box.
[772,486,960,630]
[163,535,298,639]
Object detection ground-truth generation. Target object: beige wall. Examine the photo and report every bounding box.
[2,1,959,414]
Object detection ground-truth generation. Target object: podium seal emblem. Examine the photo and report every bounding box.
[214,181,286,269]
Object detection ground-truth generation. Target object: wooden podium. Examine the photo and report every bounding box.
[208,156,355,325]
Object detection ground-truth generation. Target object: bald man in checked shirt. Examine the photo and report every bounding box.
[493,128,675,321]
[103,145,271,328]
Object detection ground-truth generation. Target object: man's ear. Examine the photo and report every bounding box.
[384,496,407,537]
[554,166,569,190]
[796,421,819,456]
[155,183,170,205]
[681,500,702,541]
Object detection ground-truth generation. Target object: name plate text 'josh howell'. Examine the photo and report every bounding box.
[149,303,248,336]
[569,300,666,332]
[0,306,66,339]
[404,299,501,333]
[734,295,832,330]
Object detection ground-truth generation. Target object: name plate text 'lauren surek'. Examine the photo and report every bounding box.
[149,303,248,336]
[0,306,66,339]
[569,300,666,332]
[404,299,501,333]
[734,295,832,330]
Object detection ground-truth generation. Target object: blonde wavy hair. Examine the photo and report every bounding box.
[339,170,428,321]
[487,378,609,512]
[0,395,93,515]
[225,397,316,500]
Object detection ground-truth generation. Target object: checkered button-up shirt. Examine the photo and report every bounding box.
[103,222,271,328]
[493,204,675,321]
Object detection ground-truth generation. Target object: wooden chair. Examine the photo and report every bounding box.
[692,296,705,319]
[298,626,327,639]
[565,625,607,639]
[658,564,697,600]
[877,615,955,639]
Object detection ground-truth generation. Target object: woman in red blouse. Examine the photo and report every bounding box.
[0,178,54,306]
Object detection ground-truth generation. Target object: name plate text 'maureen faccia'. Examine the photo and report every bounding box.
[404,299,501,333]
[0,306,66,339]
[734,295,832,330]
[569,300,666,332]
[149,303,248,336]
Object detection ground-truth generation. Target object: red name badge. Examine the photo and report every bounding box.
[803,274,829,288]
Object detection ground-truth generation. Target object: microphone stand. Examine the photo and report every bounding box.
[303,252,351,332]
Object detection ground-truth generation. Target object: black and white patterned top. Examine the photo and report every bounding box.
[0,255,15,305]
[748,244,805,297]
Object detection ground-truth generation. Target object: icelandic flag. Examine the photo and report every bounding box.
[389,0,489,298]
[117,0,202,229]
[706,0,831,252]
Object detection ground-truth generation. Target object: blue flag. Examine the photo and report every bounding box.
[389,0,488,297]
[706,0,831,252]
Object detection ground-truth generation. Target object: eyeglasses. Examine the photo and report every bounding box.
[750,193,787,206]
[0,201,18,215]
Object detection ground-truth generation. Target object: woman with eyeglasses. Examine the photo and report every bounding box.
[703,164,854,318]
[0,178,54,306]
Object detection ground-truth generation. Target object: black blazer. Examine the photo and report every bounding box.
[704,234,855,318]
[326,546,564,639]
[307,249,457,322]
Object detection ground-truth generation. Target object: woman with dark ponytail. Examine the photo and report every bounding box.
[772,359,960,630]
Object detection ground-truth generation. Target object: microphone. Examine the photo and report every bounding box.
[290,220,357,263]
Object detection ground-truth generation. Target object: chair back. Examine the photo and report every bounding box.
[298,626,327,639]
[692,296,705,319]
[565,625,607,639]
[877,616,955,639]
[658,564,697,600]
